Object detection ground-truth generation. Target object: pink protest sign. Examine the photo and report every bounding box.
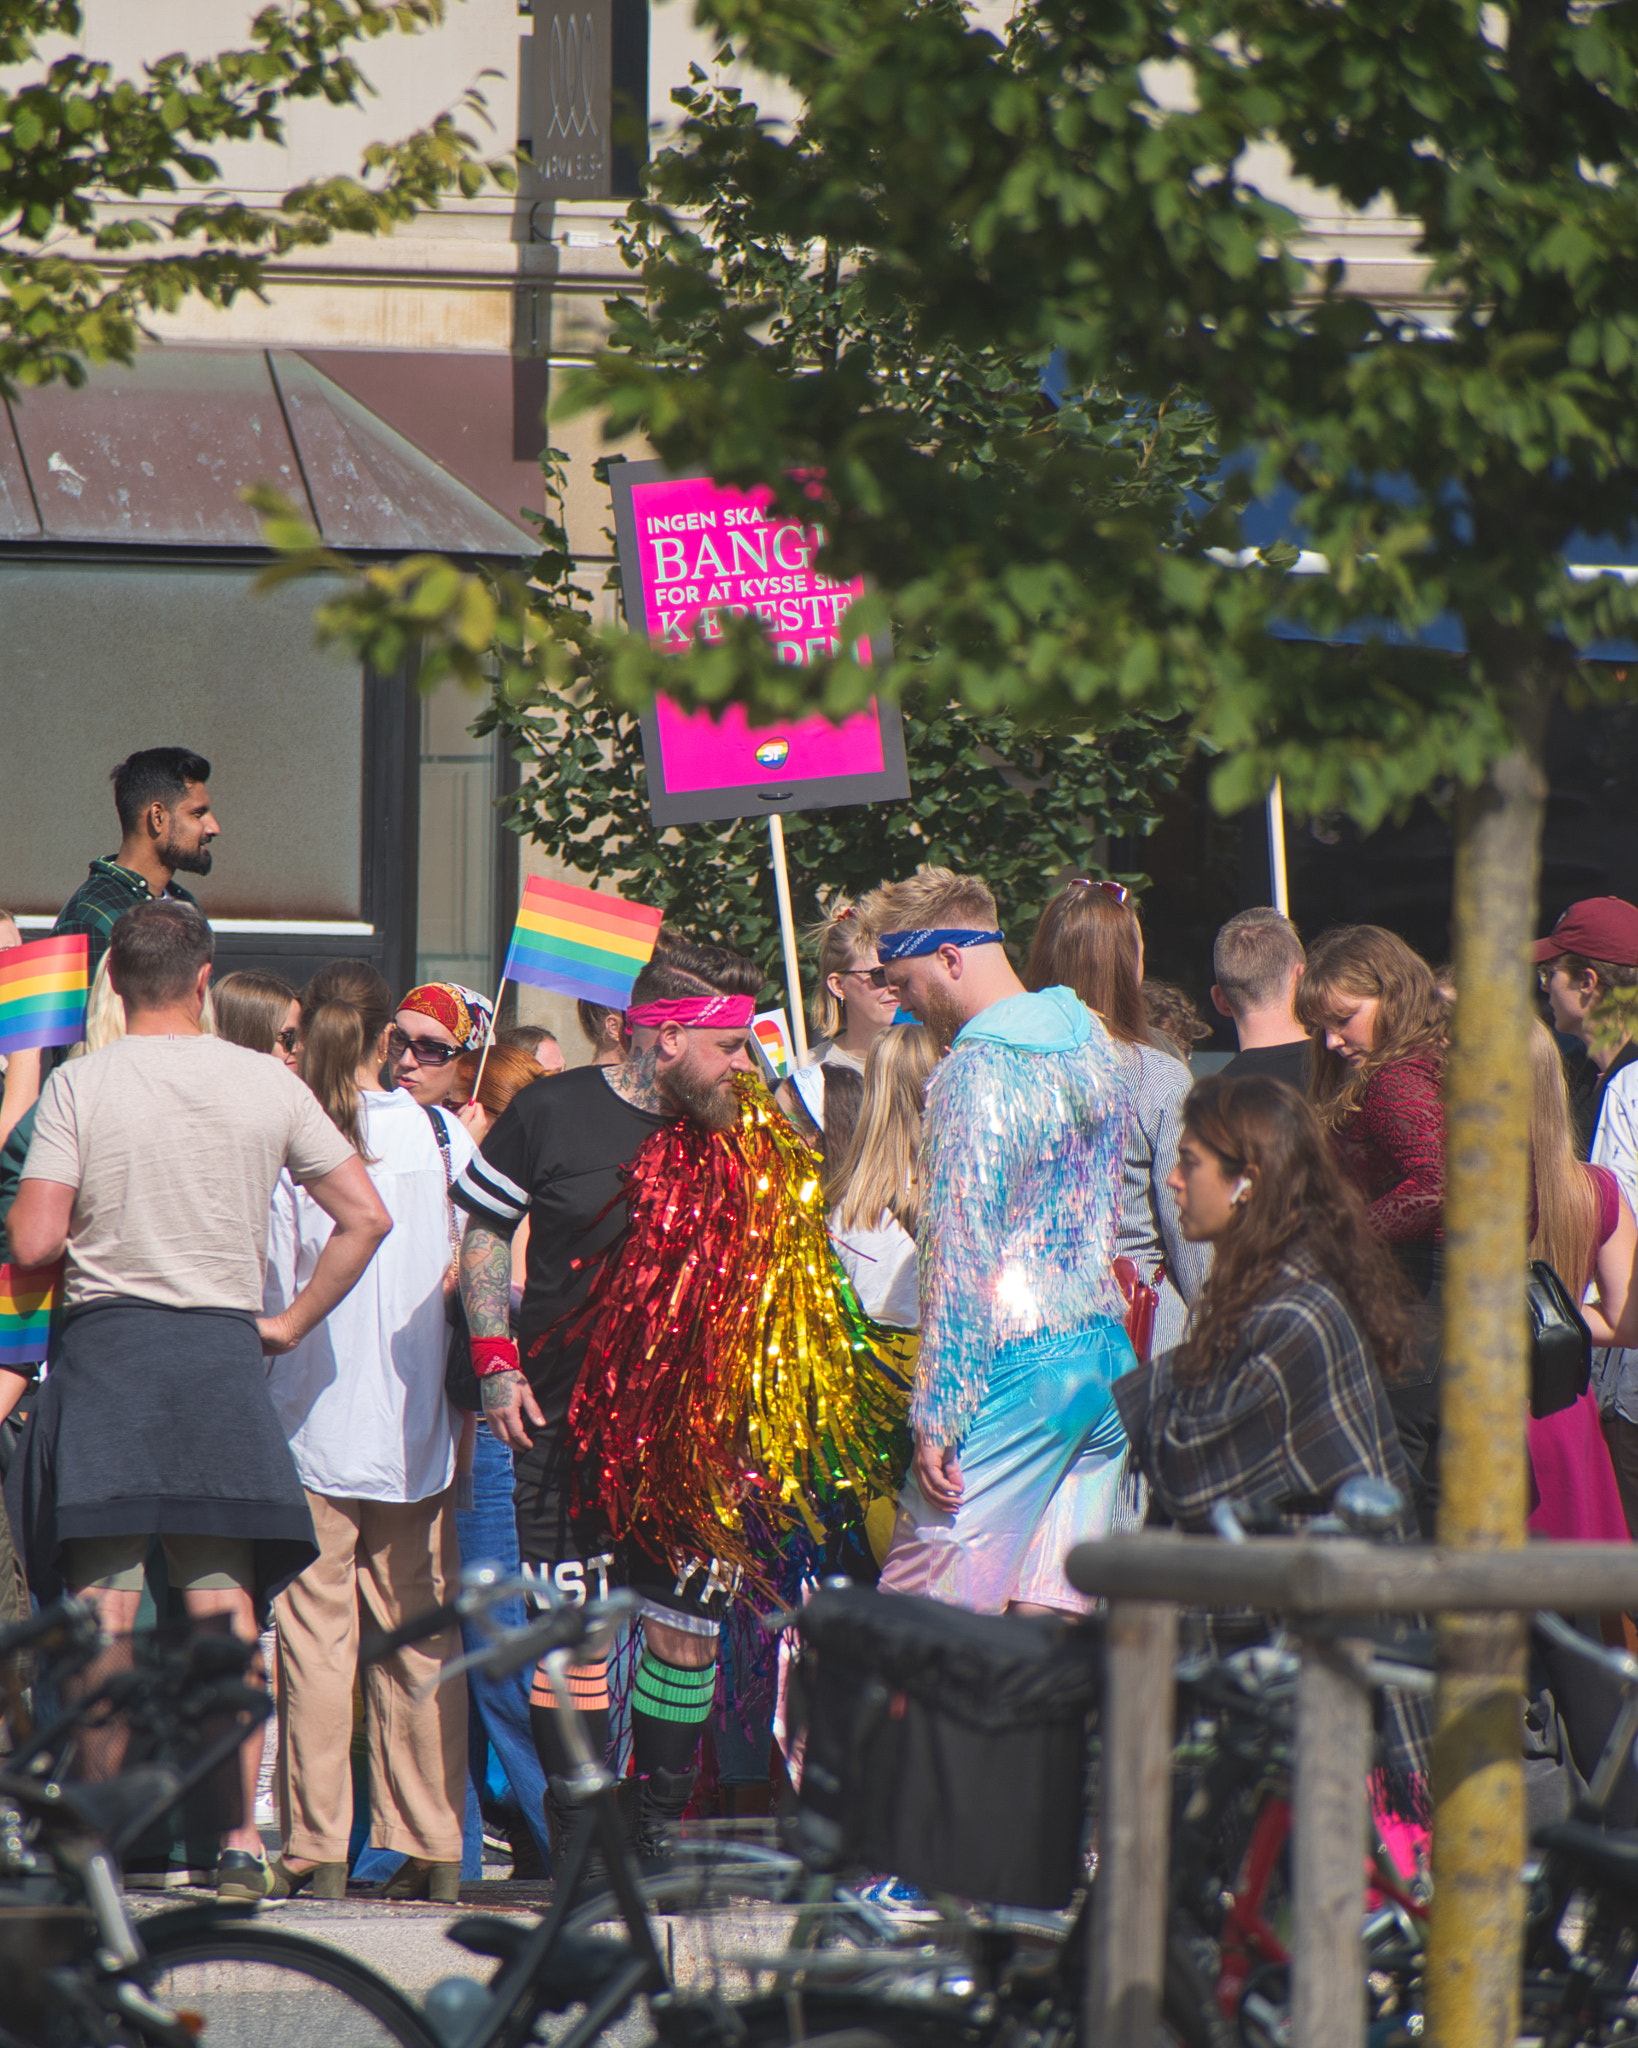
[610,461,909,826]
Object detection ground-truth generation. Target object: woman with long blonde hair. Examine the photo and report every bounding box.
[806,902,901,1074]
[1526,1020,1636,1541]
[826,1024,941,1327]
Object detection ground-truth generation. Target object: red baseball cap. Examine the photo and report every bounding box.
[1531,897,1638,966]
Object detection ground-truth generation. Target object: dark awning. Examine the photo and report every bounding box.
[0,347,537,555]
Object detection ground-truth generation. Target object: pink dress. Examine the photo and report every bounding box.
[1526,1166,1631,1542]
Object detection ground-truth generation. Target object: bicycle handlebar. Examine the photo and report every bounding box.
[0,1595,100,1663]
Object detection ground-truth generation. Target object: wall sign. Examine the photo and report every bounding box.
[608,459,910,827]
[531,0,610,198]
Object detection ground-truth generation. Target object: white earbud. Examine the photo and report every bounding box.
[1230,1176,1253,1207]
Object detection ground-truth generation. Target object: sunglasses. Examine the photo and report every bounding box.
[276,1027,301,1055]
[1071,878,1131,905]
[388,1026,460,1068]
[843,966,890,988]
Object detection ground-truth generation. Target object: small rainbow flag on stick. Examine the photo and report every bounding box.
[0,933,88,1055]
[503,878,663,1006]
[0,1262,59,1368]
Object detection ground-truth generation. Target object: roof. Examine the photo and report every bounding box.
[0,348,535,555]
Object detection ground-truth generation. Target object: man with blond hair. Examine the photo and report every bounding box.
[1211,907,1310,1091]
[857,867,1134,1614]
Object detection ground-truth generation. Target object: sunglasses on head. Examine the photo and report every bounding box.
[1071,878,1130,905]
[388,1026,460,1068]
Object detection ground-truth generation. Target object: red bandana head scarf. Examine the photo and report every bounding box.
[396,981,494,1051]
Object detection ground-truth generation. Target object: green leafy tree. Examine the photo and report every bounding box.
[0,0,513,393]
[559,4,1638,2036]
[250,3,1638,2013]
[261,54,1208,979]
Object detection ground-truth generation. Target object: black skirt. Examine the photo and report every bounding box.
[5,1298,318,1616]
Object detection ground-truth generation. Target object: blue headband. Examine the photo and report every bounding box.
[876,927,1005,961]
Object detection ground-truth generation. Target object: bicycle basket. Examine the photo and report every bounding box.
[788,1585,1101,1908]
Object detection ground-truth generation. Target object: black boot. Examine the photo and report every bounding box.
[632,1765,697,1870]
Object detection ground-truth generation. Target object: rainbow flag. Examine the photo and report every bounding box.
[0,933,88,1055]
[0,1262,59,1368]
[503,878,663,1005]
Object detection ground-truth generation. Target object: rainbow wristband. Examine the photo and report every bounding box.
[471,1336,521,1378]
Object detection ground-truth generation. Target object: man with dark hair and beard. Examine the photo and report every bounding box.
[54,747,220,984]
[453,940,763,1858]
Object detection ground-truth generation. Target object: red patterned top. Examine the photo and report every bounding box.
[1333,1052,1445,1245]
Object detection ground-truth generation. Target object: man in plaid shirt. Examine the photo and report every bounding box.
[54,748,219,984]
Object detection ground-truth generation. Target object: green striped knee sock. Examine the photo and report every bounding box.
[631,1647,717,1777]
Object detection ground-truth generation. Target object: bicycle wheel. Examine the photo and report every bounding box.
[139,1922,440,2048]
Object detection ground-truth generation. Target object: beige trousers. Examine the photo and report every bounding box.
[275,1488,467,1863]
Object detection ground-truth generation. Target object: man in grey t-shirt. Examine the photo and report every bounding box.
[7,900,389,1881]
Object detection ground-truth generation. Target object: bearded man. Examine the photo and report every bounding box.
[454,941,762,1853]
[857,867,1136,1617]
[54,747,221,987]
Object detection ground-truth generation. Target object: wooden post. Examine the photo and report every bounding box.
[767,812,810,1065]
[1292,1632,1374,2048]
[1090,1599,1178,2048]
[1266,777,1289,916]
[1426,706,1547,2048]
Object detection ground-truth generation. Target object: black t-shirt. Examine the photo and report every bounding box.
[1219,1040,1313,1093]
[450,1065,672,1412]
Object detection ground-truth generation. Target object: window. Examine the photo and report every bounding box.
[416,680,509,993]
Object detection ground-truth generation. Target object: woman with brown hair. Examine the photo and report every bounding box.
[1114,1071,1412,1530]
[1525,1020,1635,1540]
[805,901,901,1074]
[1027,879,1208,1354]
[1113,1072,1428,1808]
[1296,925,1448,1522]
[1297,924,1449,1245]
[213,969,300,1068]
[260,959,475,1904]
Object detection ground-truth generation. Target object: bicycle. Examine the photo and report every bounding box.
[0,1597,442,2047]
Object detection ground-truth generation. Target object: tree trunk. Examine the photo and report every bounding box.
[1423,662,1550,2048]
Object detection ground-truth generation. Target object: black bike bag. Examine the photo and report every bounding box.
[789,1585,1101,1908]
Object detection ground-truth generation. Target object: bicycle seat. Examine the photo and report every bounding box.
[1535,1819,1638,1897]
[58,1765,182,1842]
[447,1917,627,2010]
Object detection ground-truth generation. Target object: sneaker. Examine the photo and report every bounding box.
[216,1850,271,1903]
[855,1874,940,1919]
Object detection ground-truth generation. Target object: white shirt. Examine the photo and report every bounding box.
[264,1090,475,1502]
[830,1206,919,1328]
[1591,1063,1638,1420]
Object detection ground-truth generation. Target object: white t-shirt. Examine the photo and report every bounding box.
[830,1206,920,1328]
[23,1034,355,1312]
[264,1089,474,1503]
[1592,1063,1638,1421]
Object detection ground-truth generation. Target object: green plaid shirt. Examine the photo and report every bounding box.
[53,858,199,982]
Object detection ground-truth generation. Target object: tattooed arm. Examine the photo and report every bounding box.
[461,1218,544,1451]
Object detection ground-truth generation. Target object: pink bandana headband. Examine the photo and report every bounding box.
[625,994,756,1030]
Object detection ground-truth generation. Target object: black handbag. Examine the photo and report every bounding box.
[1527,1259,1592,1421]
